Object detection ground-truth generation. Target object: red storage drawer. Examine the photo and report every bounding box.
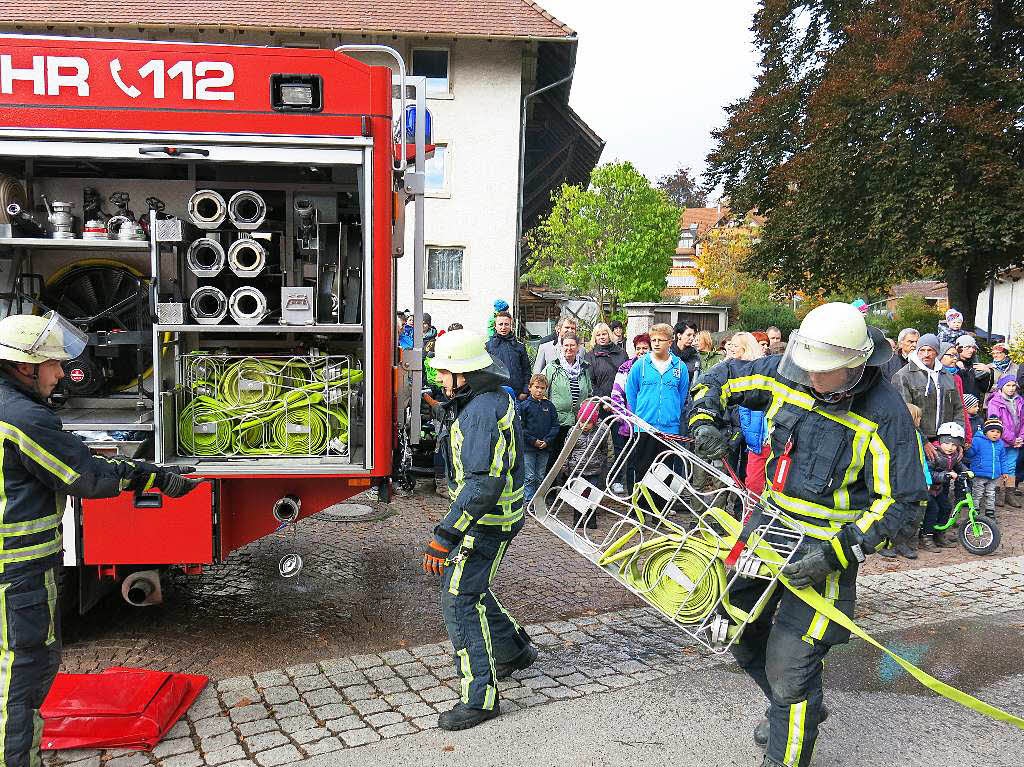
[82,481,215,565]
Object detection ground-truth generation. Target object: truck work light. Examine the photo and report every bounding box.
[271,74,323,112]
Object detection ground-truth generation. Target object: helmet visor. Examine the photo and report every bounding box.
[778,331,871,396]
[28,312,89,361]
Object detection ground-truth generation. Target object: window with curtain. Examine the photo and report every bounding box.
[426,246,464,292]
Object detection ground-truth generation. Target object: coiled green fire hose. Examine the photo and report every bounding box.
[593,499,1023,728]
[176,357,362,457]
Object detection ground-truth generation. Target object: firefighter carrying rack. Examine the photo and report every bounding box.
[530,396,805,654]
[174,352,361,460]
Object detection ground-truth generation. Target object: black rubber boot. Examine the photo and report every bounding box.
[895,533,918,559]
[918,533,938,553]
[437,703,500,731]
[876,543,897,559]
[754,704,829,750]
[495,643,538,680]
[933,528,958,548]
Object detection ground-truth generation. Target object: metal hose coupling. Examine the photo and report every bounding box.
[227,236,267,277]
[273,494,301,523]
[228,190,266,230]
[229,286,269,326]
[190,286,228,325]
[188,189,227,229]
[186,237,227,277]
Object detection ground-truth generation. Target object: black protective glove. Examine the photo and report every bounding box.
[692,423,727,459]
[155,467,201,498]
[132,463,201,499]
[782,541,838,590]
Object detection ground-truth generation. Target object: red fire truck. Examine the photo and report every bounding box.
[0,35,428,612]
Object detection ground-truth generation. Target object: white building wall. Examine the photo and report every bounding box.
[395,40,523,335]
[975,273,1023,341]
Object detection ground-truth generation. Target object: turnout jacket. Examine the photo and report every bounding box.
[0,374,152,576]
[690,356,928,561]
[435,362,526,545]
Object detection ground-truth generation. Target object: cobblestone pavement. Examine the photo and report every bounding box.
[59,488,1024,679]
[44,556,1024,767]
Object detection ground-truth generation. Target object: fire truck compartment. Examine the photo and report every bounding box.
[0,137,376,472]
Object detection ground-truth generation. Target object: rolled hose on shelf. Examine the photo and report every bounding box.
[177,357,363,456]
[594,496,1024,728]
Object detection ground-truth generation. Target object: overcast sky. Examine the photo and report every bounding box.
[537,0,761,191]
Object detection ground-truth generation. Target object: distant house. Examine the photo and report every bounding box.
[664,205,762,299]
[887,280,949,313]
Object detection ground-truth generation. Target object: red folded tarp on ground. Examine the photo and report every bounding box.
[41,667,208,751]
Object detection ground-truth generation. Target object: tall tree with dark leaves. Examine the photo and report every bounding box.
[656,165,707,209]
[704,0,1024,328]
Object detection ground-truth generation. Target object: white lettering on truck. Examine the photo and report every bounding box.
[1,53,234,101]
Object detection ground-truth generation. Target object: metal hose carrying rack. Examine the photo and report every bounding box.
[175,352,361,460]
[530,397,805,654]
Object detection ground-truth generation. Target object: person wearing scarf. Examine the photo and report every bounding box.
[987,373,1023,507]
[543,333,593,464]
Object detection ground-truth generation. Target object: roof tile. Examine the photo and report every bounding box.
[0,1,574,39]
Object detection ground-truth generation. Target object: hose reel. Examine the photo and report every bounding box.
[227,190,266,230]
[228,286,269,326]
[186,238,226,277]
[187,189,227,230]
[227,237,267,277]
[190,286,228,325]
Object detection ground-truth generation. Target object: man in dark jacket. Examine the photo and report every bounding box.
[690,302,927,767]
[423,330,536,731]
[880,327,918,381]
[485,312,531,399]
[0,312,200,767]
[891,333,966,452]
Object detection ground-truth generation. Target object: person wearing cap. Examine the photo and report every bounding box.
[422,312,438,357]
[487,298,510,338]
[689,303,927,766]
[966,418,1013,517]
[423,329,535,731]
[0,312,200,766]
[953,334,991,401]
[987,374,1023,508]
[892,332,966,458]
[962,393,983,444]
[937,308,964,344]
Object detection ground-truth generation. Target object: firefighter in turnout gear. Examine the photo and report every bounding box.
[423,330,537,731]
[688,303,928,767]
[0,312,200,766]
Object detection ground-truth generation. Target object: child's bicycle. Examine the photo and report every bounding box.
[934,473,1001,555]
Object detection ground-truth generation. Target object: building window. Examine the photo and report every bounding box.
[425,144,449,196]
[679,231,694,249]
[412,48,450,96]
[426,246,464,292]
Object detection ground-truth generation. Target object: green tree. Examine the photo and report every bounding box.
[704,1,1024,328]
[524,161,679,321]
[656,164,707,209]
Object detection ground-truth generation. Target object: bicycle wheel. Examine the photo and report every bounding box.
[959,516,1000,555]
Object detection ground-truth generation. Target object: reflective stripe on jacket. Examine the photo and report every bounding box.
[439,386,526,539]
[0,375,142,575]
[690,356,928,549]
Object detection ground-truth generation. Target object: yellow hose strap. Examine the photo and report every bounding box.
[702,507,1024,729]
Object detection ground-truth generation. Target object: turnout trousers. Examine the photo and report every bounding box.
[728,557,858,767]
[0,556,62,767]
[440,519,529,711]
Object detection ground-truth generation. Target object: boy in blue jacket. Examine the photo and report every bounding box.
[518,373,560,502]
[625,323,690,487]
[966,418,1013,518]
